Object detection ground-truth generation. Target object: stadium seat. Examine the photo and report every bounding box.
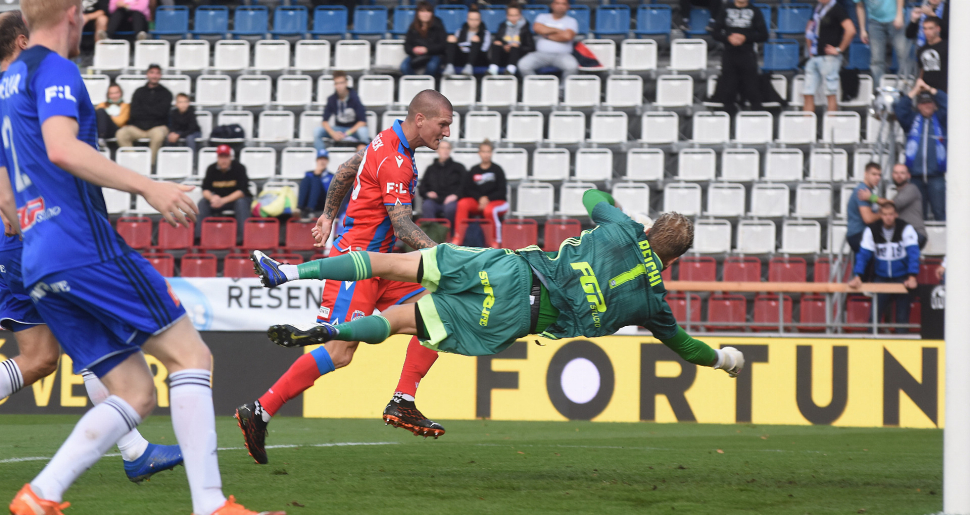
[480,6,506,34]
[374,39,407,70]
[505,112,543,144]
[762,40,800,71]
[808,149,849,182]
[133,40,169,70]
[317,73,350,103]
[684,7,710,36]
[706,294,747,331]
[721,148,760,182]
[223,253,253,278]
[611,182,649,215]
[180,253,218,278]
[235,75,272,107]
[924,222,946,256]
[492,148,528,182]
[692,112,730,144]
[82,74,110,105]
[822,112,862,144]
[143,252,175,277]
[547,112,585,145]
[157,221,194,250]
[352,6,389,37]
[777,3,813,35]
[594,5,630,37]
[844,295,873,333]
[232,6,269,38]
[464,111,502,144]
[620,39,657,72]
[764,149,804,182]
[334,40,371,71]
[667,293,703,326]
[705,182,745,217]
[286,219,318,251]
[724,256,762,282]
[480,76,518,107]
[294,40,330,72]
[841,74,874,107]
[239,148,276,180]
[662,182,701,216]
[919,258,943,285]
[794,184,832,218]
[734,112,773,144]
[814,257,832,283]
[440,76,477,107]
[93,40,130,71]
[243,218,281,250]
[521,76,559,107]
[116,147,152,176]
[568,5,591,36]
[847,41,872,71]
[257,111,295,144]
[451,148,480,171]
[213,111,253,143]
[113,75,143,103]
[625,148,665,182]
[605,75,642,108]
[327,148,358,169]
[852,149,875,181]
[280,147,316,179]
[677,149,716,181]
[769,257,808,283]
[655,75,693,108]
[635,4,671,37]
[197,147,218,176]
[691,219,732,254]
[736,220,776,254]
[640,112,679,145]
[253,40,290,72]
[213,40,250,71]
[159,74,190,100]
[273,253,305,265]
[798,294,828,333]
[194,75,231,107]
[200,217,237,250]
[103,188,131,215]
[271,6,308,38]
[193,5,229,38]
[589,112,627,144]
[514,182,554,217]
[531,149,570,181]
[435,5,467,33]
[196,111,212,141]
[156,147,192,179]
[558,182,596,217]
[501,219,538,250]
[778,112,817,144]
[543,218,582,252]
[679,256,717,281]
[752,294,793,331]
[312,6,348,38]
[826,222,849,254]
[275,75,313,107]
[575,149,612,182]
[398,75,435,106]
[391,6,416,37]
[521,5,549,25]
[750,183,790,217]
[577,39,615,71]
[669,39,707,71]
[116,216,153,250]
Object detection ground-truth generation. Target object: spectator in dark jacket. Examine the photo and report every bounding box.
[443,5,491,76]
[709,0,769,115]
[298,149,335,218]
[115,64,172,164]
[848,201,920,333]
[315,71,369,153]
[418,140,464,223]
[452,140,509,247]
[488,3,535,76]
[196,145,251,244]
[906,0,948,46]
[165,93,201,153]
[895,79,947,221]
[915,16,946,92]
[402,1,447,76]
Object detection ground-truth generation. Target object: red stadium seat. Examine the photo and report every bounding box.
[180,253,217,278]
[752,294,793,331]
[723,256,761,282]
[116,216,153,250]
[158,221,195,250]
[679,256,716,282]
[243,218,280,250]
[285,219,318,251]
[813,257,830,282]
[662,266,672,282]
[143,252,174,277]
[200,217,237,250]
[273,252,304,265]
[501,218,538,249]
[223,253,253,278]
[768,257,807,283]
[666,293,702,326]
[454,219,495,248]
[706,293,747,331]
[797,294,827,332]
[918,258,943,285]
[844,295,872,333]
[543,218,582,252]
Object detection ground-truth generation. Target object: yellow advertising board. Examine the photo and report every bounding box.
[303,335,945,429]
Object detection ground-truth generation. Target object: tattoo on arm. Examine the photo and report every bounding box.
[387,203,437,249]
[322,148,365,220]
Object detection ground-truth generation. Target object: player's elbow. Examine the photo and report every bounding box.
[46,145,72,169]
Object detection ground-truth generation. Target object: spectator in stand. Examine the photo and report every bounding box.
[895,79,947,221]
[906,0,948,46]
[804,0,855,114]
[95,83,128,141]
[102,0,149,41]
[402,2,447,77]
[443,5,491,76]
[848,201,920,333]
[888,163,927,249]
[709,0,768,115]
[83,0,109,43]
[165,93,201,153]
[678,0,722,32]
[298,149,334,219]
[488,3,535,76]
[518,0,579,82]
[846,162,883,253]
[915,16,947,92]
[855,0,912,87]
[196,145,251,244]
[315,71,369,153]
[452,140,509,247]
[418,140,464,224]
[115,64,172,165]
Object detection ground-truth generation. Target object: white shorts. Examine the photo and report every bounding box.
[803,55,842,96]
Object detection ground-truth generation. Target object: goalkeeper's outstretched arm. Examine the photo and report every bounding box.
[660,327,745,377]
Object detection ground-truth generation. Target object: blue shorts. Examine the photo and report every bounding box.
[0,248,45,332]
[29,252,186,377]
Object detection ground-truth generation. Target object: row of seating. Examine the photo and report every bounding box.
[144,250,306,278]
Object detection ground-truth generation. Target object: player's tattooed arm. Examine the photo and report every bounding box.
[387,203,437,249]
[321,148,365,221]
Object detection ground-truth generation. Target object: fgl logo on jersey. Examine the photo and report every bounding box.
[44,85,76,103]
[17,196,61,231]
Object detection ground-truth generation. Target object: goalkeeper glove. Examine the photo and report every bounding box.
[714,347,745,377]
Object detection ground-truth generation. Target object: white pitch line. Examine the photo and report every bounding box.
[0,441,398,465]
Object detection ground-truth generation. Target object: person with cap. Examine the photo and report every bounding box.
[115,64,172,165]
[298,149,337,220]
[197,145,252,244]
[895,78,947,221]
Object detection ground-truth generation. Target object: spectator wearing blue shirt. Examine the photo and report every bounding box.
[855,0,913,86]
[298,149,334,218]
[315,71,370,153]
[848,201,920,333]
[895,79,947,221]
[846,162,884,253]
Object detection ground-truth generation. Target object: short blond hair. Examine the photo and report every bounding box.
[21,0,79,30]
[647,212,694,264]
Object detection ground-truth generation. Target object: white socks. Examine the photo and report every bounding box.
[81,370,150,462]
[0,359,24,399]
[507,64,517,75]
[31,396,142,503]
[169,369,226,515]
[279,264,300,282]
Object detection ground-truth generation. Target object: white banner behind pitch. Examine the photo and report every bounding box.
[168,278,325,331]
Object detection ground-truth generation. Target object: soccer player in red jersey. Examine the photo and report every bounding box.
[236,90,453,464]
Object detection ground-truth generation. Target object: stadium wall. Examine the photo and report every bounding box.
[0,332,942,429]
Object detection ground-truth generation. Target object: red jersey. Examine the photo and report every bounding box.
[333,120,418,253]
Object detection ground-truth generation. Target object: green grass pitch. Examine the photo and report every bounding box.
[0,415,942,514]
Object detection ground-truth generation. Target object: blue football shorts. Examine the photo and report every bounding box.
[0,247,45,332]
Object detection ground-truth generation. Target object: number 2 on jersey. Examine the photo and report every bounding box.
[1,116,31,192]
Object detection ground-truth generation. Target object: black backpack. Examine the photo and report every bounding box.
[210,124,245,140]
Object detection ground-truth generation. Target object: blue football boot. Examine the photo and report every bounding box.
[124,443,183,483]
[251,250,288,288]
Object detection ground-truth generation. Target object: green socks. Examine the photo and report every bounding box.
[333,315,392,344]
[297,251,372,281]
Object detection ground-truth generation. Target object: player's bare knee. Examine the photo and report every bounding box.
[129,386,157,419]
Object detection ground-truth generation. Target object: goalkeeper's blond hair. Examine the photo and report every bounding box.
[646,213,693,268]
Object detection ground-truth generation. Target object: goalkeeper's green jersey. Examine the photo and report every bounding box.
[516,198,679,342]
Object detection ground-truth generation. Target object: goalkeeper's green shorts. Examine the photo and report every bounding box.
[416,244,533,356]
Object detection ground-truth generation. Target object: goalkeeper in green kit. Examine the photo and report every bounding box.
[251,189,744,377]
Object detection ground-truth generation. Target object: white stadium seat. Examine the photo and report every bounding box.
[356,75,395,107]
[505,112,543,144]
[398,75,435,106]
[589,112,627,144]
[463,111,502,143]
[93,40,130,71]
[480,76,518,107]
[853,149,875,181]
[235,75,272,107]
[192,74,233,107]
[924,222,946,256]
[215,111,253,141]
[619,39,657,72]
[160,75,191,102]
[257,111,295,143]
[705,182,746,217]
[808,149,848,182]
[578,40,615,71]
[669,39,707,71]
[115,147,151,176]
[826,221,849,254]
[558,182,597,216]
[196,111,212,140]
[381,110,407,131]
[275,75,313,107]
[213,40,250,71]
[374,39,406,70]
[575,148,613,182]
[253,40,290,72]
[691,111,730,144]
[414,148,435,180]
[451,148,480,171]
[794,183,832,218]
[114,75,144,103]
[521,76,559,107]
[281,147,317,179]
[133,40,170,70]
[778,111,817,144]
[734,111,773,144]
[173,40,209,71]
[298,111,323,143]
[605,75,643,107]
[750,183,790,217]
[781,220,822,254]
[103,188,132,214]
[611,182,650,214]
[563,75,600,107]
[440,76,476,107]
[840,74,873,108]
[240,147,277,180]
[677,148,716,181]
[655,75,693,107]
[692,219,732,253]
[822,111,861,144]
[294,40,330,72]
[197,147,218,176]
[515,182,555,217]
[721,148,760,182]
[640,111,679,144]
[837,183,857,219]
[662,182,702,216]
[155,147,193,179]
[547,112,585,144]
[736,220,776,254]
[493,148,529,182]
[334,40,371,72]
[764,149,804,182]
[625,148,665,182]
[83,74,110,105]
[531,149,570,181]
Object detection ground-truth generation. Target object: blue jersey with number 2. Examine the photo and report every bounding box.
[0,46,130,286]
[0,71,23,254]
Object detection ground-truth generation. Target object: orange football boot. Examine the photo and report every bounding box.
[205,496,285,515]
[9,484,69,515]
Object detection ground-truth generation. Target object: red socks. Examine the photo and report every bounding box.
[395,336,439,397]
[258,351,326,416]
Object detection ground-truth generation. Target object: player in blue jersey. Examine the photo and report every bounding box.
[0,10,184,486]
[0,2,283,514]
